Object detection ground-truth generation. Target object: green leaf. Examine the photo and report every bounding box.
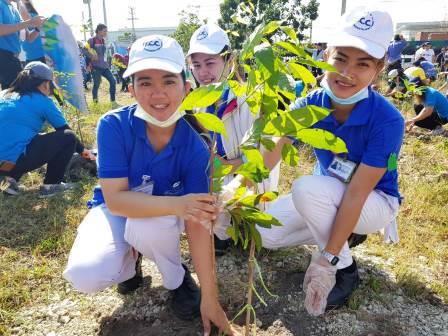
[240,22,265,61]
[294,59,337,72]
[180,83,224,110]
[262,21,281,36]
[230,30,240,37]
[228,80,246,98]
[280,26,298,42]
[281,143,299,167]
[193,113,228,138]
[213,160,233,178]
[231,13,250,25]
[212,177,224,193]
[277,73,297,102]
[263,105,331,136]
[260,137,276,151]
[226,225,238,244]
[274,41,310,59]
[238,191,278,207]
[246,90,262,116]
[288,62,317,86]
[296,128,348,153]
[226,186,248,207]
[240,208,282,228]
[249,223,263,253]
[236,162,269,184]
[254,43,276,80]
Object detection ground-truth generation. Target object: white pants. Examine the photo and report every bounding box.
[258,175,399,269]
[63,204,185,293]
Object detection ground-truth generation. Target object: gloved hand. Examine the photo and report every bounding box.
[303,252,337,316]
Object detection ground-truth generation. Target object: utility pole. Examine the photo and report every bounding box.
[341,0,347,15]
[83,0,94,36]
[82,11,87,41]
[128,7,138,42]
[102,0,108,26]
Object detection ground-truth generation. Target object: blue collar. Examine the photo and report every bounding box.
[320,87,374,127]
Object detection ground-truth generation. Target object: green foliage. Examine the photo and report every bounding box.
[219,0,320,49]
[170,7,204,53]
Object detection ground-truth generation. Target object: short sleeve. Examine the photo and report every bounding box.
[41,96,67,128]
[361,118,404,168]
[289,96,307,110]
[424,90,436,108]
[97,116,129,178]
[183,148,210,194]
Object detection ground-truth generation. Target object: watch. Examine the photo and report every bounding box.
[321,250,339,266]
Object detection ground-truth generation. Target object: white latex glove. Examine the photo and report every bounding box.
[303,252,337,316]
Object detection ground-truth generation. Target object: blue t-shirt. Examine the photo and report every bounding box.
[290,88,404,199]
[387,40,407,64]
[22,12,44,61]
[0,0,22,54]
[0,91,67,162]
[419,61,437,78]
[91,104,210,206]
[424,87,448,120]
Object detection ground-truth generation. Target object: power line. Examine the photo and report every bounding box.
[128,6,139,41]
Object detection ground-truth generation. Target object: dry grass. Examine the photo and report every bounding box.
[1,86,447,334]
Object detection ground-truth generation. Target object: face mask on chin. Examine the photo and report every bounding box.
[320,76,370,105]
[134,104,186,128]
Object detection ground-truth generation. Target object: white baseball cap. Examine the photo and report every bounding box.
[123,35,185,78]
[186,23,230,57]
[327,7,393,59]
[388,69,399,79]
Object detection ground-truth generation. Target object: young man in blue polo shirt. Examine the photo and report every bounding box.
[386,34,407,73]
[254,7,404,316]
[0,0,44,89]
[63,35,237,335]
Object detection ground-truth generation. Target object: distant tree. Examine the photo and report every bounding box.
[218,0,320,49]
[170,7,205,53]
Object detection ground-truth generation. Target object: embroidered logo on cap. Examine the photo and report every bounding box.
[353,13,374,31]
[197,28,208,40]
[144,38,163,52]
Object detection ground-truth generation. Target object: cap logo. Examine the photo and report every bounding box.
[353,13,374,31]
[144,38,163,52]
[197,28,208,40]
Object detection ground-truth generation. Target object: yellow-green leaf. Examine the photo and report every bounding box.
[193,112,228,139]
[281,143,299,167]
[180,83,224,110]
[288,62,316,86]
[296,128,347,153]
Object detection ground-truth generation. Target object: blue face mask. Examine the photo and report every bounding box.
[320,77,369,105]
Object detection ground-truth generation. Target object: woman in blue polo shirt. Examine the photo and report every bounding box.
[256,8,404,316]
[0,61,93,197]
[406,83,448,135]
[63,35,236,335]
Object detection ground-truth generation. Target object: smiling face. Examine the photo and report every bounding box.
[324,47,384,99]
[128,69,189,122]
[190,53,227,85]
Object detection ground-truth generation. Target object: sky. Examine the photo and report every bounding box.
[33,0,448,41]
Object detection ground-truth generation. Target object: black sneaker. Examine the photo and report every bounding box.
[326,259,360,311]
[347,233,367,249]
[117,253,143,294]
[170,264,201,320]
[214,234,231,256]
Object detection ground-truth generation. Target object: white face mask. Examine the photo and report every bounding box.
[134,104,186,128]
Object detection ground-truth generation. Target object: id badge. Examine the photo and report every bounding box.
[131,175,154,195]
[327,157,357,183]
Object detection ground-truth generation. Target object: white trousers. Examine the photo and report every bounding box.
[258,175,399,269]
[63,204,185,294]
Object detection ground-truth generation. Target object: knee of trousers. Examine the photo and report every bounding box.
[63,260,116,294]
[59,129,78,148]
[291,175,341,218]
[124,216,181,256]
